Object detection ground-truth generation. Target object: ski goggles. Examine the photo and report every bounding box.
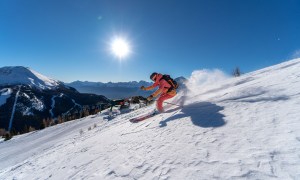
[151,74,157,81]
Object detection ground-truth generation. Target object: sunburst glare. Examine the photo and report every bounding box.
[110,36,131,59]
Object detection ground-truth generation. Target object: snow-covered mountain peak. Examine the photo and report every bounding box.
[0,66,60,89]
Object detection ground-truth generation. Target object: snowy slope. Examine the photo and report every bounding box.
[1,59,300,179]
[0,66,60,89]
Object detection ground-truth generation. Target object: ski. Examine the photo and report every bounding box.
[129,111,157,123]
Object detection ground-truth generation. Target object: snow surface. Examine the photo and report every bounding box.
[0,88,12,106]
[0,66,60,89]
[1,59,300,179]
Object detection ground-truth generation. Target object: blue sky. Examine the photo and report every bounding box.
[1,0,300,82]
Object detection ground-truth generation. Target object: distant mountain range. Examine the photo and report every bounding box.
[66,76,187,99]
[0,66,110,134]
[66,81,153,99]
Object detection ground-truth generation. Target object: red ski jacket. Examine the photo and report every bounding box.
[143,74,176,97]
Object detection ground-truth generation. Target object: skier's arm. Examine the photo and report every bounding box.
[151,88,163,97]
[143,85,155,90]
[141,83,158,91]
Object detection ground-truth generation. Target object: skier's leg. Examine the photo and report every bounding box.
[156,93,175,112]
[109,106,113,117]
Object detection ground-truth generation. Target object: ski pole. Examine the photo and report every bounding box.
[148,99,182,107]
[163,101,182,107]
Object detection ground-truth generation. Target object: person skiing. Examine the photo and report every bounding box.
[140,72,177,113]
[108,99,125,117]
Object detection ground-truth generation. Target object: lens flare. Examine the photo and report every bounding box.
[110,37,131,59]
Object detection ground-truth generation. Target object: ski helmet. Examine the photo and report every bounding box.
[150,72,158,81]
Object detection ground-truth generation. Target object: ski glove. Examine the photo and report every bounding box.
[147,95,153,101]
[140,86,146,90]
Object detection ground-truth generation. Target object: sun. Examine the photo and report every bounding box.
[110,36,131,59]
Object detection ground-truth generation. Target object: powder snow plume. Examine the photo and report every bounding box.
[180,69,229,104]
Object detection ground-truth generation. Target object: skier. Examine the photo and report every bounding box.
[140,72,177,113]
[108,99,124,117]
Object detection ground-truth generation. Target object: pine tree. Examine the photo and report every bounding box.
[46,117,51,127]
[50,118,55,126]
[4,132,11,141]
[80,110,84,118]
[28,126,35,132]
[0,128,6,137]
[233,67,242,77]
[61,115,66,123]
[23,124,29,133]
[57,115,62,124]
[42,118,47,128]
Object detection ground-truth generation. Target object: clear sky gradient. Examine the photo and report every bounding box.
[1,0,300,82]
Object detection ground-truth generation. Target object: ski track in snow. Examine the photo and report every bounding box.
[49,93,82,118]
[8,86,21,131]
[49,95,58,118]
[1,59,300,179]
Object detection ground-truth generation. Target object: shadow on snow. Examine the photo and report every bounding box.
[159,102,226,128]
